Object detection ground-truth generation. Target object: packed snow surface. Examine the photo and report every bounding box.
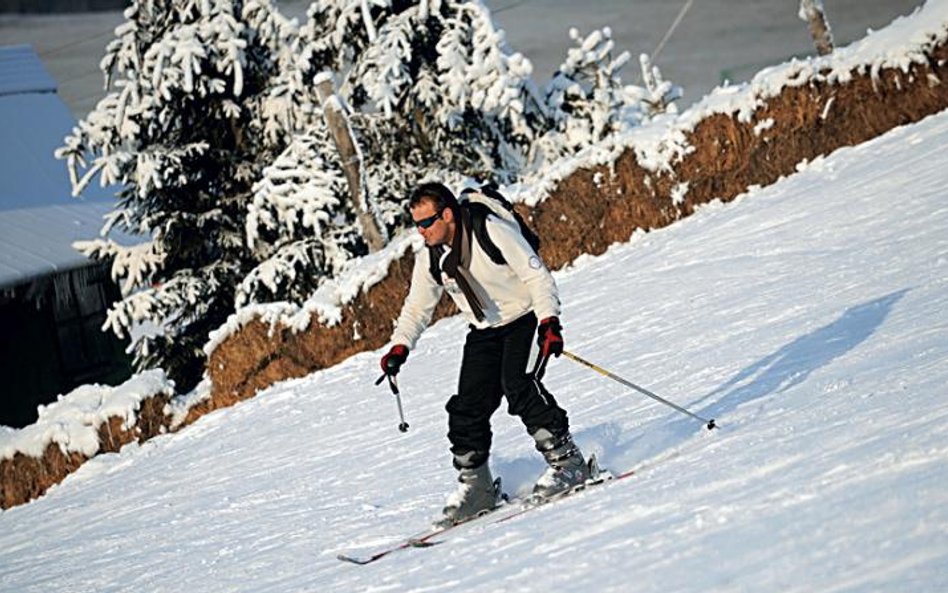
[2,109,947,591]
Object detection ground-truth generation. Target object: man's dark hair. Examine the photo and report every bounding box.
[409,182,460,217]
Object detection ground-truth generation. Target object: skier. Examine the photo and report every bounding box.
[379,182,590,527]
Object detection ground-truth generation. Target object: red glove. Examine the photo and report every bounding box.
[536,317,564,359]
[380,344,409,377]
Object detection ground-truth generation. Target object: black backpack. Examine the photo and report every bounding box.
[428,184,541,283]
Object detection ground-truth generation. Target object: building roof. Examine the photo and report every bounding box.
[0,44,57,95]
[0,44,122,290]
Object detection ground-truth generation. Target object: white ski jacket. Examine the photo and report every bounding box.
[391,214,561,349]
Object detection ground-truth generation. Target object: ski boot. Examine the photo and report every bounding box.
[433,461,503,529]
[532,429,592,500]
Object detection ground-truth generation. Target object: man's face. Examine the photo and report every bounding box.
[411,199,454,247]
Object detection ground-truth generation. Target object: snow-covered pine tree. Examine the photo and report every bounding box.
[297,0,545,225]
[57,0,306,392]
[533,27,681,165]
[240,122,362,307]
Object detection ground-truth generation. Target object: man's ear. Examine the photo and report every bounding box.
[442,207,455,223]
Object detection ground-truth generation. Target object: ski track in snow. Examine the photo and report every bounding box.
[2,111,948,592]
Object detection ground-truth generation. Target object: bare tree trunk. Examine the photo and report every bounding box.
[799,0,835,56]
[315,74,387,252]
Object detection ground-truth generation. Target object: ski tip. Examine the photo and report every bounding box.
[337,554,372,565]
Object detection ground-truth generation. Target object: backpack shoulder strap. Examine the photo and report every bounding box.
[466,202,506,266]
[478,183,514,210]
[466,185,542,255]
[428,244,445,284]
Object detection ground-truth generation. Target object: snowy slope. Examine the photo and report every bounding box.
[2,109,947,591]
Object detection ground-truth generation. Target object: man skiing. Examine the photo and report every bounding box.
[379,182,590,528]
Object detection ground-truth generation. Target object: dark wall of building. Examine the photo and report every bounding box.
[0,263,132,428]
[0,0,127,14]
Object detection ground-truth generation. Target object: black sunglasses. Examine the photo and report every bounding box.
[414,209,444,229]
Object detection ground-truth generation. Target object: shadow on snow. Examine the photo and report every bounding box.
[699,288,908,419]
[596,289,908,469]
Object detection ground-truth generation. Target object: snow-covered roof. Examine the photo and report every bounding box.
[0,45,117,290]
[0,202,117,289]
[0,44,57,96]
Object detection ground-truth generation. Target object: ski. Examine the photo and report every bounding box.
[336,438,710,565]
[484,466,631,529]
[336,542,412,565]
[335,476,620,564]
[336,498,512,565]
[337,477,509,565]
[337,457,617,565]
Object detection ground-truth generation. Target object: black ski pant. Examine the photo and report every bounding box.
[446,312,569,469]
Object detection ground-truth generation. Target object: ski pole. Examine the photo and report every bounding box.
[562,350,717,430]
[375,373,410,433]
